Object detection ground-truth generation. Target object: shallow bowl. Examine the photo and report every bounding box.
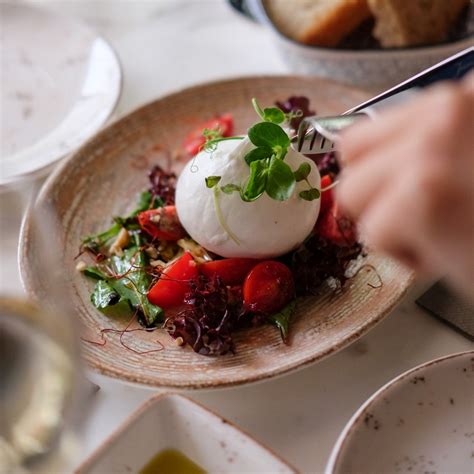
[19,75,413,389]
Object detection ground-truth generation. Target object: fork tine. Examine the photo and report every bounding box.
[294,113,370,154]
[296,121,309,152]
[309,128,318,150]
[320,135,327,151]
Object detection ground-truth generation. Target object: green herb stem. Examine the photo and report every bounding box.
[213,187,241,246]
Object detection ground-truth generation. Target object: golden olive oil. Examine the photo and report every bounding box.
[139,449,206,474]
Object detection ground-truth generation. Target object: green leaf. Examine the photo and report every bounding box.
[205,176,221,188]
[82,223,121,248]
[251,99,285,124]
[220,183,241,194]
[268,300,296,344]
[293,162,311,182]
[242,159,269,202]
[133,190,163,214]
[91,280,120,309]
[263,107,285,124]
[244,146,273,165]
[91,281,133,319]
[81,191,159,248]
[299,188,321,201]
[108,244,163,327]
[265,156,296,201]
[248,122,290,151]
[83,266,108,280]
[134,191,152,214]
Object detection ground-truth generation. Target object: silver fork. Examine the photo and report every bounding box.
[292,47,474,155]
[293,112,371,155]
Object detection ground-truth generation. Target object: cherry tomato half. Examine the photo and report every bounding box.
[147,252,198,309]
[199,258,260,286]
[319,174,334,215]
[138,206,186,241]
[182,113,234,156]
[314,202,357,247]
[243,261,295,314]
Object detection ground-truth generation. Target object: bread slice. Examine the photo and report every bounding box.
[368,0,469,47]
[265,0,371,47]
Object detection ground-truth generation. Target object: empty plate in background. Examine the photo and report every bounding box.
[326,351,474,474]
[0,2,121,187]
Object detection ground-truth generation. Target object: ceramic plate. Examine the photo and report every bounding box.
[20,76,413,389]
[326,351,474,474]
[75,393,296,473]
[0,3,121,186]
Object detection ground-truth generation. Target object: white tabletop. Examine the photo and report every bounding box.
[2,2,472,473]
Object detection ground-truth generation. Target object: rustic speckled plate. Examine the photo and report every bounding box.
[326,351,474,474]
[19,76,413,389]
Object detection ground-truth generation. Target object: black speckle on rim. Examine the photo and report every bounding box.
[364,412,381,430]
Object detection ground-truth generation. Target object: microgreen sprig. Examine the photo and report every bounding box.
[203,98,320,204]
[293,163,320,201]
[200,125,245,153]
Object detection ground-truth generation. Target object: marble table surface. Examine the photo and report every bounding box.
[1,2,472,473]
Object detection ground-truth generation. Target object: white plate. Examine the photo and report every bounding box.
[326,351,474,474]
[75,393,296,474]
[0,3,121,186]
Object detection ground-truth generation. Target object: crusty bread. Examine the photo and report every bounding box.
[265,0,371,47]
[368,0,469,47]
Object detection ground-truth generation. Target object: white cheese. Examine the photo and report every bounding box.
[175,137,320,258]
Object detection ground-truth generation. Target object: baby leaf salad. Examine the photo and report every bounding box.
[78,96,362,356]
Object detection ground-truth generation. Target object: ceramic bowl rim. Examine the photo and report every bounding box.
[73,392,298,474]
[325,349,474,474]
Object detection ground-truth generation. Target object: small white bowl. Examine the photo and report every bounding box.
[241,0,474,88]
[326,351,474,474]
[75,394,296,474]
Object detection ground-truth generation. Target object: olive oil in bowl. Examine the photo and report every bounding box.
[139,449,206,474]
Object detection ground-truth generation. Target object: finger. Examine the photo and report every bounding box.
[338,114,404,166]
[358,174,440,276]
[336,145,405,221]
[339,81,463,165]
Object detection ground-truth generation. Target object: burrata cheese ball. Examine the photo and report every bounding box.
[175,137,320,258]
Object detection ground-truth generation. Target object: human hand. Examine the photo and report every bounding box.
[337,73,474,297]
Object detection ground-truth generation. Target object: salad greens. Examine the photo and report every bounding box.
[268,300,297,344]
[81,194,163,326]
[82,190,160,251]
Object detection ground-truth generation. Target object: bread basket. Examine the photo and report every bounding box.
[230,0,474,88]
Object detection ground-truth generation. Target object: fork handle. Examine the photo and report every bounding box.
[348,46,474,114]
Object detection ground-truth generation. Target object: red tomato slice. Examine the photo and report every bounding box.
[243,261,295,314]
[147,252,198,309]
[199,258,260,286]
[138,206,186,241]
[183,113,234,156]
[319,174,334,215]
[314,202,357,247]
